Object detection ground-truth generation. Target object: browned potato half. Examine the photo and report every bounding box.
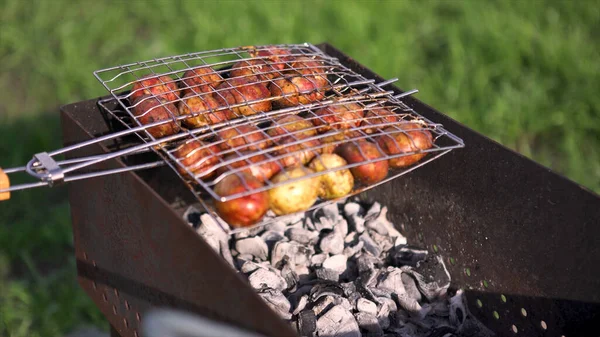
[376,122,434,168]
[132,95,181,139]
[308,154,354,199]
[268,166,320,215]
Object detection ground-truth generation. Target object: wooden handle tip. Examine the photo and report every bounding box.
[0,167,10,201]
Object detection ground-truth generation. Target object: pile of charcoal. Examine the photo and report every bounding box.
[185,199,494,337]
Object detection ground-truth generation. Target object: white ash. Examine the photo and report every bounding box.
[316,268,341,282]
[316,305,360,337]
[186,199,495,337]
[257,287,292,320]
[261,230,286,251]
[312,295,337,317]
[356,298,377,315]
[319,203,343,223]
[239,260,267,274]
[195,213,227,254]
[319,230,345,255]
[310,253,328,267]
[359,232,382,257]
[233,225,264,240]
[264,220,287,234]
[322,254,348,274]
[343,202,363,218]
[355,312,383,337]
[293,295,310,315]
[248,268,287,291]
[236,237,269,261]
[287,227,319,245]
[343,240,364,258]
[335,218,349,238]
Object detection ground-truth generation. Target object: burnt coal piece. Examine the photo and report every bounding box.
[185,200,494,337]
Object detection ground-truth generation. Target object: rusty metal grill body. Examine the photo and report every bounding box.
[61,43,600,337]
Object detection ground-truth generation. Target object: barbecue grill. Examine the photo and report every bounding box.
[1,42,599,337]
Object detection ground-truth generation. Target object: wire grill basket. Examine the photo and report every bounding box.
[0,43,464,233]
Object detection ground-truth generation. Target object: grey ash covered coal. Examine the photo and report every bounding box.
[185,199,494,337]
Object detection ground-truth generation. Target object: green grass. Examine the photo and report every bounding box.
[0,0,598,336]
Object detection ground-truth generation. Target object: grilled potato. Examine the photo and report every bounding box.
[130,74,180,104]
[131,95,181,139]
[180,66,223,96]
[268,166,320,215]
[376,123,434,168]
[309,154,354,199]
[214,77,272,117]
[172,139,221,180]
[335,140,389,185]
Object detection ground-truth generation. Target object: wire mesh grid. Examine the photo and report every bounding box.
[93,42,464,232]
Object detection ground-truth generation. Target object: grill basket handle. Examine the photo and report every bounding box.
[0,168,10,201]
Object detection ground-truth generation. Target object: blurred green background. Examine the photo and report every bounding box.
[0,0,598,336]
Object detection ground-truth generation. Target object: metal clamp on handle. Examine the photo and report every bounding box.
[27,152,65,187]
[0,167,10,201]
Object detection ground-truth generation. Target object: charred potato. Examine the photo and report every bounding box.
[268,166,320,215]
[130,74,180,104]
[180,67,223,96]
[287,56,329,89]
[214,172,270,228]
[214,77,272,117]
[319,129,361,154]
[273,135,321,168]
[132,95,181,139]
[335,140,389,185]
[250,47,293,70]
[178,92,230,128]
[172,139,221,180]
[216,124,272,151]
[308,154,354,199]
[269,76,326,108]
[230,59,279,82]
[362,107,400,134]
[376,123,434,168]
[217,151,282,182]
[313,102,365,133]
[267,115,317,140]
